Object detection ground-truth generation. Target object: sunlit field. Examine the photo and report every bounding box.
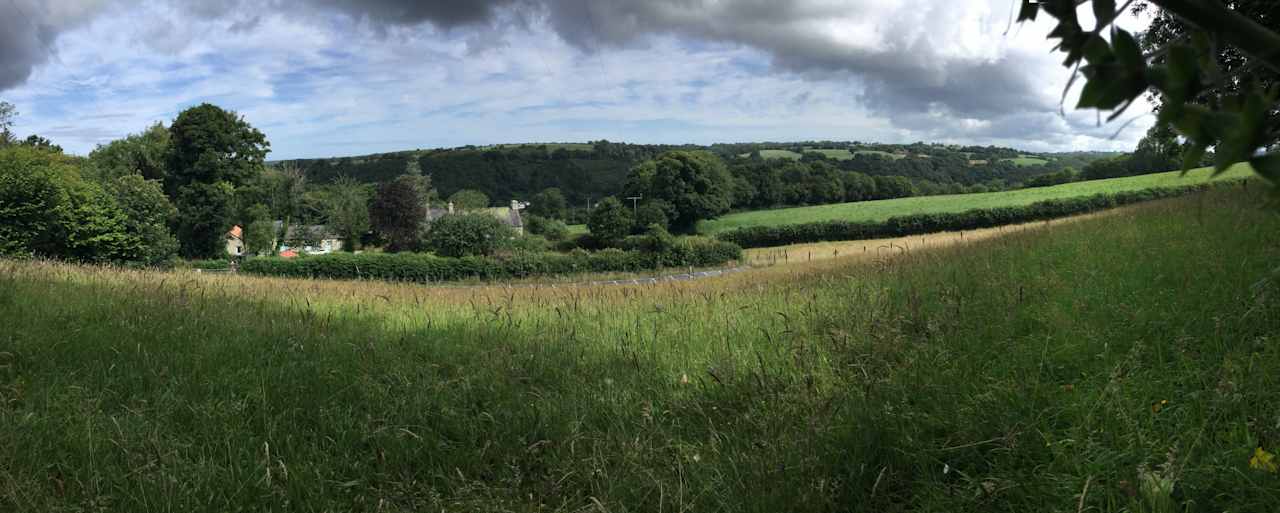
[699,164,1254,233]
[2,185,1278,511]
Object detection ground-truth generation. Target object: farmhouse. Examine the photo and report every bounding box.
[225,223,343,257]
[225,225,245,257]
[426,200,527,235]
[275,222,343,255]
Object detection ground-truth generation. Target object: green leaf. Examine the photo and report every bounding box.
[1082,34,1113,65]
[1093,0,1116,28]
[1112,29,1143,70]
[1181,143,1207,173]
[1017,1,1039,22]
[1251,153,1280,184]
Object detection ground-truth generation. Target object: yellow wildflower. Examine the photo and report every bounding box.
[1150,400,1169,413]
[1251,447,1278,473]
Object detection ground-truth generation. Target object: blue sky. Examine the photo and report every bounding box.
[0,0,1156,160]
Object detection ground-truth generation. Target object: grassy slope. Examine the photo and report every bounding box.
[699,164,1254,233]
[2,186,1279,511]
[1002,157,1049,166]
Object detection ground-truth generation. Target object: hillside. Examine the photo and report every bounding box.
[698,164,1253,233]
[274,141,1120,210]
[4,186,1277,511]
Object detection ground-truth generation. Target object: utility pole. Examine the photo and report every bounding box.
[626,195,643,216]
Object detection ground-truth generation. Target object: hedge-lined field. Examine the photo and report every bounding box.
[242,237,741,282]
[716,181,1236,248]
[3,187,1278,511]
[700,164,1254,233]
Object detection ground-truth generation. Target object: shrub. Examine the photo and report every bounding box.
[525,215,570,241]
[424,213,514,257]
[716,183,1233,249]
[500,234,551,254]
[241,239,743,283]
[588,197,633,245]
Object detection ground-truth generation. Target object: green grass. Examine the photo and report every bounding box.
[852,149,906,159]
[2,186,1278,511]
[806,148,854,160]
[699,164,1254,233]
[1001,157,1049,166]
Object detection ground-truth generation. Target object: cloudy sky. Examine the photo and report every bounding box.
[0,0,1156,160]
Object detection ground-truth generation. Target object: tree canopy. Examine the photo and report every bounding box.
[1019,0,1280,182]
[631,150,734,232]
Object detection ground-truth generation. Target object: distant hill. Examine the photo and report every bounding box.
[273,141,1122,207]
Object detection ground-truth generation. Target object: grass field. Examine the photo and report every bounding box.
[852,149,905,159]
[2,186,1278,511]
[1001,156,1050,166]
[699,164,1255,233]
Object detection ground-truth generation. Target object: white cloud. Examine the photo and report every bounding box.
[1,0,1154,158]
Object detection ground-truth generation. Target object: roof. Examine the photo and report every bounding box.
[426,207,523,228]
[270,221,340,241]
[227,225,243,240]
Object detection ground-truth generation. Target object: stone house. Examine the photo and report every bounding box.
[426,200,527,235]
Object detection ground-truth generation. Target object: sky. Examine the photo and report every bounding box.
[0,0,1157,160]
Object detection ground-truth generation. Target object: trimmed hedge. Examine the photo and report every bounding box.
[241,237,742,283]
[715,182,1237,249]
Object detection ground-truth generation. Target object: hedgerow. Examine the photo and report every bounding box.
[715,182,1240,248]
[240,237,741,283]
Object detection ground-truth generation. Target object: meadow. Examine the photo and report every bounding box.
[699,164,1254,233]
[2,185,1278,511]
[1003,156,1050,166]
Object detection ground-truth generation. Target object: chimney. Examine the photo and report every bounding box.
[448,201,455,214]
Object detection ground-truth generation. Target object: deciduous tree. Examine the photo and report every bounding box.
[371,174,430,252]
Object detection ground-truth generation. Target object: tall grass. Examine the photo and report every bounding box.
[1,186,1278,511]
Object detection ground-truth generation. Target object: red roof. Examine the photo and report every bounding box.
[279,249,299,258]
[227,225,243,239]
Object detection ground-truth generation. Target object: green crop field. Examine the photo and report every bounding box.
[852,149,905,159]
[3,186,1278,511]
[699,164,1254,233]
[1002,156,1050,166]
[805,148,854,160]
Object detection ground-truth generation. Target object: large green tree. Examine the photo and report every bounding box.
[165,104,269,258]
[105,174,179,265]
[630,151,733,232]
[0,146,165,264]
[425,213,513,257]
[1019,0,1280,178]
[587,196,634,245]
[88,123,170,182]
[371,174,431,252]
[174,182,235,259]
[448,189,490,210]
[528,187,568,219]
[321,177,371,252]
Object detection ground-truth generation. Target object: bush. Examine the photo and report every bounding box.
[525,215,570,241]
[241,238,743,283]
[716,183,1233,249]
[424,213,514,257]
[588,197,633,245]
[500,234,551,254]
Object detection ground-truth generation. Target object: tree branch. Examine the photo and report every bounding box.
[1153,0,1280,73]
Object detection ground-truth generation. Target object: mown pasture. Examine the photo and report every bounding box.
[1,186,1278,511]
[699,164,1254,233]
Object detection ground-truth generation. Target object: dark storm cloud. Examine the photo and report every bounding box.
[0,0,111,90]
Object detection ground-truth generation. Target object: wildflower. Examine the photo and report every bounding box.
[1150,399,1169,413]
[1250,447,1278,473]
